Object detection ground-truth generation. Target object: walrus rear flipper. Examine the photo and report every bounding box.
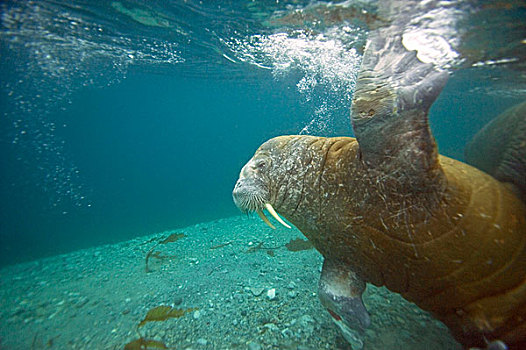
[351,0,449,192]
[465,101,526,202]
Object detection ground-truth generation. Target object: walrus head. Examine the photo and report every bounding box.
[232,136,298,229]
[233,135,356,230]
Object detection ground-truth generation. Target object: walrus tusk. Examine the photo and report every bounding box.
[265,203,292,229]
[257,210,276,229]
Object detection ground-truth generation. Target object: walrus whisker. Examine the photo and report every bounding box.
[234,191,267,213]
[265,203,291,229]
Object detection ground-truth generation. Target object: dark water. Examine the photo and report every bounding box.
[1,0,525,267]
[0,71,315,265]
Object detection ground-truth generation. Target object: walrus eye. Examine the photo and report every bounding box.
[255,160,266,169]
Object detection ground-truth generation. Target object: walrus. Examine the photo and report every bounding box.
[233,1,526,349]
[465,101,526,203]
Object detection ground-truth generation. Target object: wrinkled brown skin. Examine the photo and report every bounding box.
[253,135,526,349]
[465,101,526,203]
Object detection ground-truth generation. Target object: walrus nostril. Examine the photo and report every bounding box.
[233,178,245,189]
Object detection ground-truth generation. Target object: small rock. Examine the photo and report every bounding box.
[285,318,297,327]
[173,296,183,306]
[300,315,315,335]
[263,323,280,332]
[196,338,207,345]
[267,288,276,300]
[287,291,297,298]
[193,310,201,319]
[281,327,294,338]
[74,297,89,308]
[287,281,296,290]
[300,314,314,325]
[247,341,262,350]
[233,293,244,303]
[249,287,264,297]
[258,316,270,325]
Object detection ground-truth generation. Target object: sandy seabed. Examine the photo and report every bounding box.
[0,216,461,350]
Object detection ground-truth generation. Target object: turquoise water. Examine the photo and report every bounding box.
[0,0,525,269]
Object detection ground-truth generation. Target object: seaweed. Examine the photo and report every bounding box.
[246,241,264,253]
[209,241,232,250]
[285,238,313,252]
[139,237,160,246]
[246,239,313,254]
[246,241,282,253]
[245,238,314,256]
[138,305,197,327]
[30,333,58,349]
[159,233,185,244]
[145,233,186,272]
[150,251,177,261]
[124,338,167,350]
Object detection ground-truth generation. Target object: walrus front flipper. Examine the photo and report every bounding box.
[465,101,526,202]
[318,259,370,349]
[351,0,449,191]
